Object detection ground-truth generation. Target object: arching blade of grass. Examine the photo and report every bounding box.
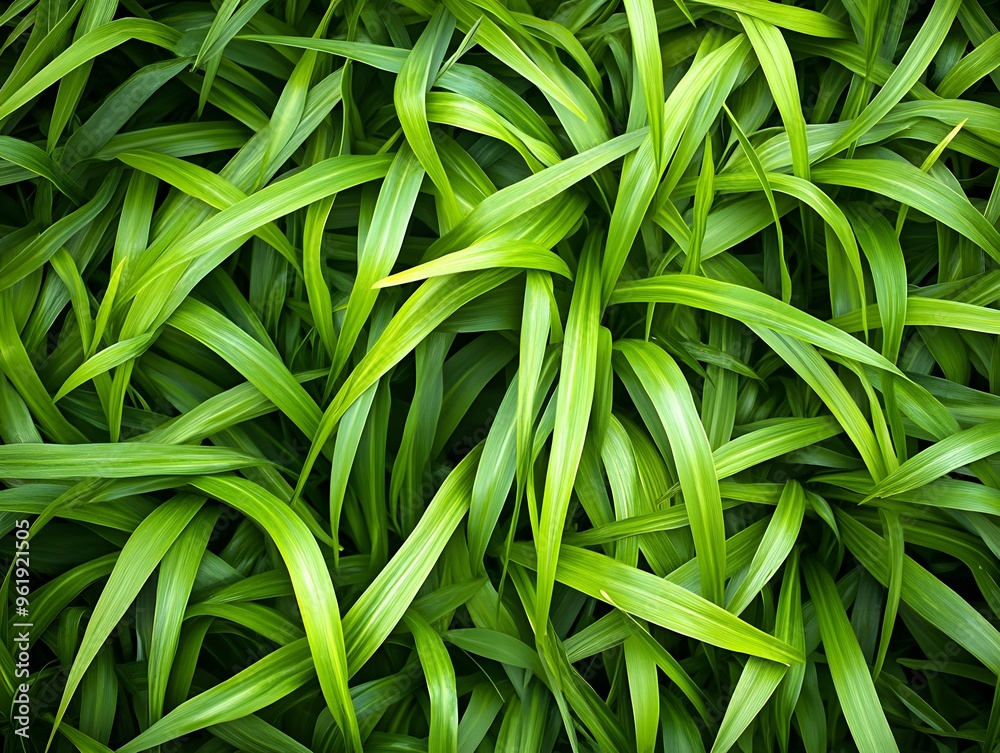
[534,237,601,631]
[189,475,361,751]
[616,339,727,605]
[115,640,315,753]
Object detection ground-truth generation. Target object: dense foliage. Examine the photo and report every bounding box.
[3,0,1000,750]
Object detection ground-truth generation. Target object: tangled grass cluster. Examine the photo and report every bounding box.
[3,0,1000,751]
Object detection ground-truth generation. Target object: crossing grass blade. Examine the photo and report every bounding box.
[147,506,219,726]
[403,612,459,753]
[864,422,1000,501]
[45,494,206,748]
[802,559,900,753]
[0,444,267,479]
[725,481,805,615]
[509,542,802,664]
